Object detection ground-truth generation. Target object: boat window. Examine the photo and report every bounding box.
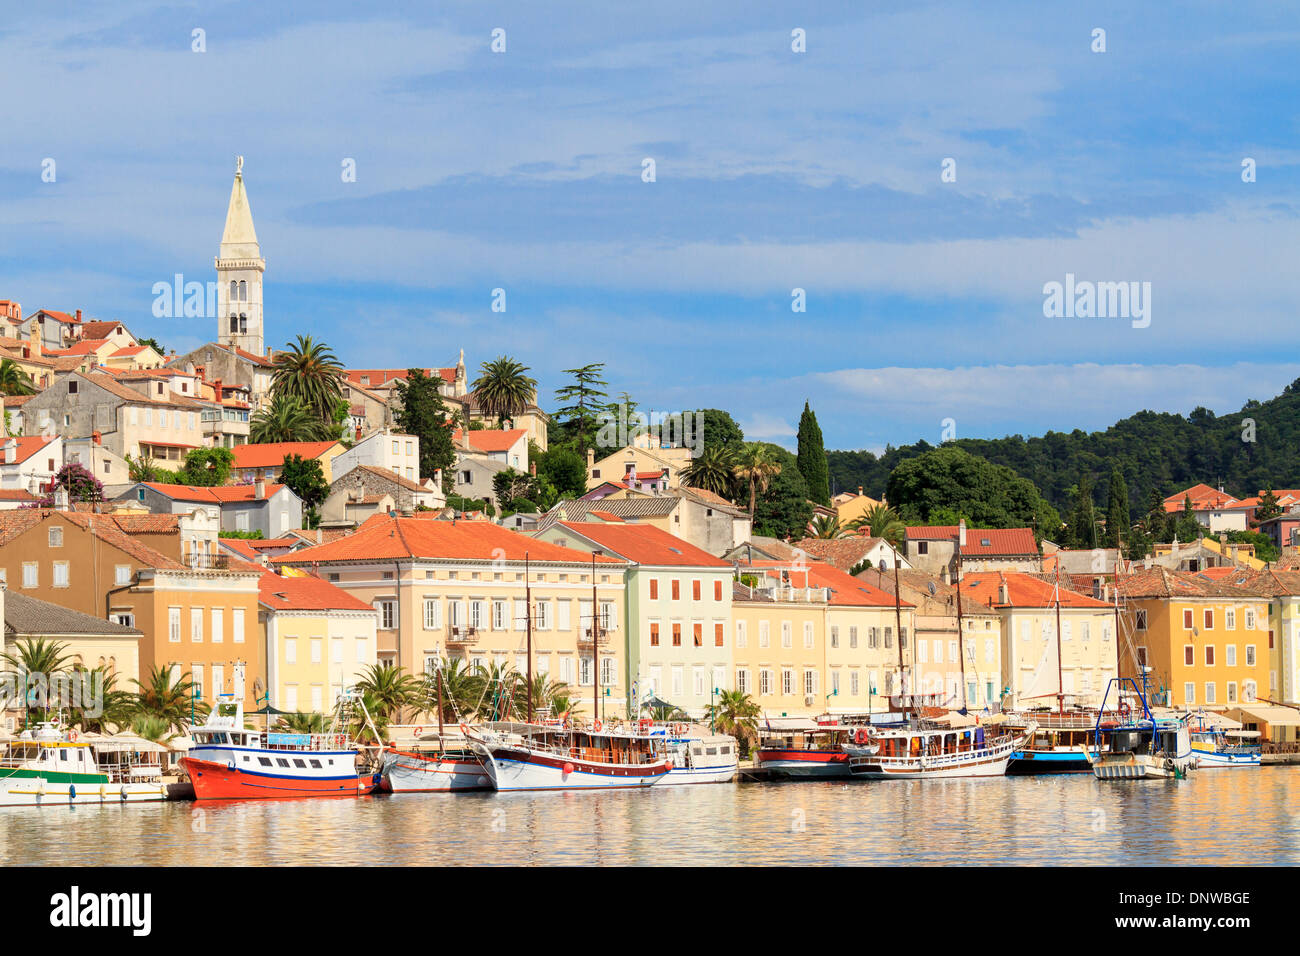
[258,757,272,767]
[242,756,250,762]
[276,758,290,767]
[706,747,717,755]
[720,746,731,754]
[60,750,67,761]
[310,759,322,769]
[293,759,307,768]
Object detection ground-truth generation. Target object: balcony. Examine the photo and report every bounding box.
[578,627,611,646]
[445,626,479,647]
[185,553,230,570]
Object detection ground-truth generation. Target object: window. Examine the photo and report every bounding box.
[669,664,681,696]
[356,638,367,663]
[933,639,943,663]
[311,638,322,664]
[537,600,552,630]
[115,564,131,586]
[672,623,682,647]
[850,670,860,696]
[48,526,63,547]
[671,579,680,601]
[1182,609,1193,630]
[1061,621,1071,641]
[190,608,203,642]
[1244,680,1257,702]
[1080,622,1090,641]
[736,669,749,694]
[52,561,69,588]
[233,607,245,644]
[470,600,485,630]
[918,640,928,663]
[650,622,660,647]
[494,600,507,630]
[759,669,772,696]
[1184,645,1194,666]
[781,622,792,648]
[884,627,893,649]
[715,623,724,647]
[917,541,928,555]
[1227,682,1238,703]
[1226,645,1237,667]
[286,639,298,664]
[649,579,658,600]
[736,620,747,647]
[868,627,878,649]
[1246,645,1256,667]
[21,562,37,588]
[376,600,396,630]
[714,580,723,601]
[1226,609,1236,630]
[1205,682,1216,704]
[759,621,770,648]
[803,622,814,648]
[1204,609,1214,630]
[211,607,223,643]
[1246,609,1256,631]
[693,623,703,647]
[849,626,858,649]
[332,637,344,664]
[601,657,615,686]
[1205,646,1215,666]
[830,626,839,649]
[423,598,441,630]
[781,669,794,695]
[1184,683,1195,705]
[692,580,701,601]
[169,607,181,643]
[984,638,995,663]
[804,670,817,696]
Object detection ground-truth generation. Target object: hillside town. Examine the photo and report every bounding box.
[4,165,1300,762]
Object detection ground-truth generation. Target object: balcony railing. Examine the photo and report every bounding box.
[578,627,611,646]
[185,553,230,570]
[445,626,479,646]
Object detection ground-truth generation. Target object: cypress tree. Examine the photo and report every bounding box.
[1105,466,1130,548]
[796,401,831,506]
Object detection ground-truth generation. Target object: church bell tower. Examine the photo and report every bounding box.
[216,156,265,355]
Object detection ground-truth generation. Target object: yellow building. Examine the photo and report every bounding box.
[276,515,630,720]
[1119,567,1269,709]
[258,570,379,714]
[832,488,885,526]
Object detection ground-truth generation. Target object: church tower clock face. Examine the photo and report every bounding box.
[215,156,266,356]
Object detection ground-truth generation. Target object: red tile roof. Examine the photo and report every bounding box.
[0,489,41,501]
[276,515,625,565]
[905,525,1038,556]
[345,368,454,387]
[231,441,340,469]
[0,435,58,465]
[557,522,728,567]
[453,428,528,453]
[258,571,375,611]
[739,559,911,607]
[961,570,1113,608]
[1162,483,1243,513]
[143,482,288,503]
[588,510,624,522]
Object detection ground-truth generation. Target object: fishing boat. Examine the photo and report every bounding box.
[1188,716,1261,769]
[465,720,670,791]
[180,693,382,800]
[0,722,169,806]
[1087,677,1195,780]
[379,734,491,793]
[842,715,1032,779]
[648,721,738,784]
[755,720,861,779]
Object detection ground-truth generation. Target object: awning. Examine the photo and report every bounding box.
[759,716,821,733]
[1226,705,1300,727]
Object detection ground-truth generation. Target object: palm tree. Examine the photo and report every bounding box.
[682,444,737,498]
[353,663,423,727]
[270,334,344,423]
[276,711,327,733]
[347,690,391,743]
[705,690,761,757]
[471,356,537,428]
[733,442,782,518]
[645,702,688,721]
[808,513,850,538]
[67,667,135,734]
[131,664,203,734]
[250,393,330,443]
[0,358,36,396]
[126,454,161,483]
[129,714,177,746]
[465,662,524,721]
[518,673,572,719]
[1,637,75,727]
[852,503,906,548]
[423,659,482,724]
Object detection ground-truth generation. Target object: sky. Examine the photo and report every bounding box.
[2,1,1298,452]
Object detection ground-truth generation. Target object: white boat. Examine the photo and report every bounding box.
[1189,726,1260,769]
[650,722,738,784]
[465,720,670,791]
[379,735,492,792]
[0,722,169,807]
[1086,678,1196,780]
[842,719,1030,779]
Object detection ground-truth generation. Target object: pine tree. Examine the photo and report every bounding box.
[796,401,830,506]
[394,369,457,492]
[1105,466,1130,548]
[1256,487,1283,523]
[1067,472,1099,549]
[553,364,608,451]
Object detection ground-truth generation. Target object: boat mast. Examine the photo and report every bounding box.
[435,664,446,738]
[1053,561,1065,715]
[955,521,968,712]
[591,550,602,726]
[525,552,533,723]
[893,557,905,703]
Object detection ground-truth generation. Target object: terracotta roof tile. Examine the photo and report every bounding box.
[231,442,340,469]
[556,522,729,567]
[258,571,376,612]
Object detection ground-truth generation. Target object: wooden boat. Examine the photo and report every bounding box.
[1188,721,1261,769]
[379,735,491,793]
[465,720,670,791]
[649,721,738,784]
[842,718,1032,779]
[755,721,860,779]
[0,722,169,807]
[180,693,382,800]
[1005,711,1113,774]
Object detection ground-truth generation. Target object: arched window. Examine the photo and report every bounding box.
[229,280,237,302]
[229,314,239,333]
[239,313,248,334]
[238,280,247,301]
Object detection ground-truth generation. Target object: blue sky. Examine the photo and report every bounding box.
[2,1,1298,451]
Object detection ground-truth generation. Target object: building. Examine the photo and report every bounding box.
[274,515,630,720]
[958,570,1118,710]
[1161,483,1252,532]
[534,520,734,718]
[0,509,264,708]
[331,429,422,485]
[453,428,529,473]
[120,480,303,537]
[831,488,886,526]
[322,464,444,526]
[0,435,62,495]
[903,525,1040,575]
[169,342,275,407]
[230,440,344,484]
[1116,566,1268,709]
[585,443,690,492]
[538,486,750,556]
[1204,568,1300,705]
[258,570,379,714]
[216,159,266,357]
[793,535,910,573]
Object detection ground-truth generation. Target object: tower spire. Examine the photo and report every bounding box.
[216,159,266,356]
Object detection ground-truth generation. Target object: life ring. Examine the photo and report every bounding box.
[854,728,869,745]
[593,719,603,732]
[414,726,424,737]
[673,723,687,736]
[459,722,470,737]
[68,730,77,742]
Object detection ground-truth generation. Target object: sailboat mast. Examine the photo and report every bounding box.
[955,521,967,711]
[435,665,445,738]
[1054,562,1065,715]
[893,558,905,699]
[592,551,601,725]
[525,552,533,723]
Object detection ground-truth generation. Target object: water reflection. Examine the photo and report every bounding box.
[0,771,1293,866]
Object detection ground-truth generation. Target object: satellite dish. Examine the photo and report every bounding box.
[927,581,937,596]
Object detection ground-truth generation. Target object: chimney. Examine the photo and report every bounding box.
[92,431,101,446]
[354,426,362,441]
[254,478,266,500]
[434,468,442,489]
[587,448,595,468]
[858,485,863,496]
[75,309,82,322]
[997,581,1009,605]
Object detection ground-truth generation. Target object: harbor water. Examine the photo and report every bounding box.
[3,769,1296,866]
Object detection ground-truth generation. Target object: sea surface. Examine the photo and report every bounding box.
[3,769,1296,866]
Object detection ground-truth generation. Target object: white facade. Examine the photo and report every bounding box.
[332,429,421,485]
[0,436,62,493]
